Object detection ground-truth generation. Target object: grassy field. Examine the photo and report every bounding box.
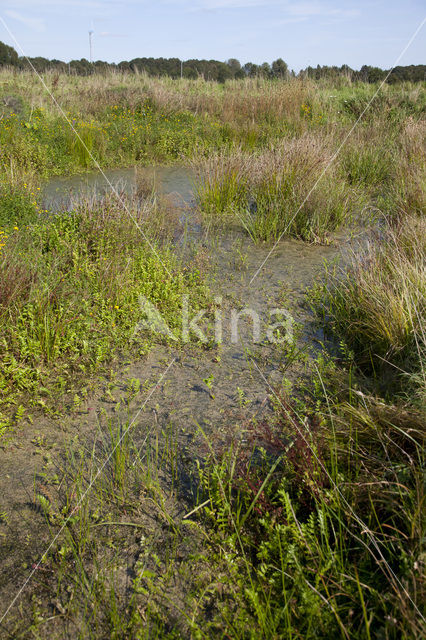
[0,71,424,638]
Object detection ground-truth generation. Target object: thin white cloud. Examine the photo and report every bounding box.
[277,16,308,25]
[6,0,359,18]
[286,2,328,17]
[4,9,45,32]
[5,1,113,7]
[165,0,273,9]
[285,2,358,18]
[99,31,127,38]
[197,0,265,7]
[182,0,358,18]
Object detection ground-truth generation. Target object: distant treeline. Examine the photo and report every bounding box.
[0,40,424,83]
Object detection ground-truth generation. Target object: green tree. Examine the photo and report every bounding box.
[259,62,271,78]
[271,58,288,79]
[226,58,242,77]
[0,41,18,66]
[243,62,259,77]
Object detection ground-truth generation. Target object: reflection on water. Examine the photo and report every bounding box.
[42,165,195,210]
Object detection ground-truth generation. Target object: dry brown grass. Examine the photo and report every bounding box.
[147,76,313,125]
[0,250,37,312]
[0,69,315,126]
[392,118,426,218]
[194,131,335,187]
[135,167,156,199]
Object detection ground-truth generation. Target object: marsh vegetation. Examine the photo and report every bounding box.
[0,71,424,639]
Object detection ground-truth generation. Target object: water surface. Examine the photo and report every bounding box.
[42,165,195,210]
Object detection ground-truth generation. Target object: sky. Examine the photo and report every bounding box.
[0,1,425,72]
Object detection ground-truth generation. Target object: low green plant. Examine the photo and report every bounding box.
[0,191,210,433]
[0,183,40,227]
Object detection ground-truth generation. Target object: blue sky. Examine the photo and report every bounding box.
[0,1,425,71]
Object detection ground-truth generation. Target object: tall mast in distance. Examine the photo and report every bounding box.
[89,29,94,63]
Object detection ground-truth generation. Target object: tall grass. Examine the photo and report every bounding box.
[1,70,424,180]
[1,69,423,126]
[194,136,362,241]
[314,216,425,396]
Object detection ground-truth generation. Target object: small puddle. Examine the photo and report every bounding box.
[42,165,195,210]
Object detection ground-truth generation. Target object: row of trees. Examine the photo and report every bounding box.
[0,40,424,83]
[300,63,426,84]
[0,42,290,81]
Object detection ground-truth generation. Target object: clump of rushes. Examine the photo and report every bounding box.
[340,117,425,221]
[384,118,426,221]
[194,134,362,242]
[341,141,395,191]
[135,166,157,199]
[193,149,249,223]
[314,216,425,396]
[0,191,210,433]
